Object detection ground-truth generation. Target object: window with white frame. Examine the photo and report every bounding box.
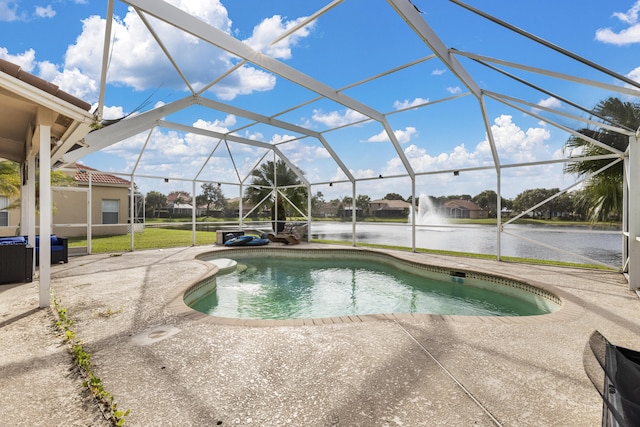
[0,196,8,227]
[101,199,119,224]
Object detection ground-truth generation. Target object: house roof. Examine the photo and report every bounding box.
[0,58,94,165]
[0,59,91,111]
[227,197,259,209]
[370,199,410,209]
[167,191,192,202]
[443,199,483,211]
[72,163,131,186]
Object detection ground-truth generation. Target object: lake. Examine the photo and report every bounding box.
[310,221,622,267]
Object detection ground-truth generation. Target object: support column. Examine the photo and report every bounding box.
[26,156,36,276]
[307,183,311,243]
[87,173,92,254]
[351,182,356,246]
[411,179,416,252]
[496,171,502,261]
[130,178,136,251]
[191,180,196,246]
[627,135,640,290]
[38,123,52,307]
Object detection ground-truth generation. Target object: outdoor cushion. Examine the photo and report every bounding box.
[23,235,69,265]
[0,236,27,245]
[34,235,62,247]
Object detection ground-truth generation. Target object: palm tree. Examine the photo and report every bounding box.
[245,160,307,230]
[564,97,640,222]
[0,160,76,209]
[0,161,21,201]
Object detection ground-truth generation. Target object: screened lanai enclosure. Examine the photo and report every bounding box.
[48,0,639,288]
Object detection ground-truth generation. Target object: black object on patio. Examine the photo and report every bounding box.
[0,240,33,285]
[583,330,640,427]
[32,235,68,266]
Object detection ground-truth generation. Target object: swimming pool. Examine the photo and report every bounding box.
[186,249,561,320]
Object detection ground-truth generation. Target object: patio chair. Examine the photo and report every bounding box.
[583,330,640,427]
[266,222,307,245]
[266,233,300,245]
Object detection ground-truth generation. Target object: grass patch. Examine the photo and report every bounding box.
[52,295,130,425]
[67,228,217,253]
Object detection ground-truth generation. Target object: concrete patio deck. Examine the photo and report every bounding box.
[1,243,639,426]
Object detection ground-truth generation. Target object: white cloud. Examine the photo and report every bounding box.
[0,0,23,21]
[331,167,375,182]
[279,139,330,165]
[595,25,640,44]
[242,130,265,142]
[596,1,640,45]
[312,109,368,127]
[35,5,55,18]
[270,134,298,144]
[393,98,429,110]
[39,61,97,100]
[446,86,462,94]
[627,65,640,84]
[391,143,475,175]
[212,66,276,101]
[192,116,237,133]
[612,1,640,24]
[477,115,551,164]
[167,0,232,32]
[383,115,552,178]
[243,15,315,59]
[93,104,126,120]
[367,127,417,144]
[38,0,314,103]
[0,47,36,71]
[432,68,446,75]
[537,97,561,109]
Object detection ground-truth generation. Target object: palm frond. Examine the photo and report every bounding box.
[563,97,638,222]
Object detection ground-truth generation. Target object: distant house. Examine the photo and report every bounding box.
[167,191,192,205]
[53,163,135,236]
[368,199,410,218]
[441,199,487,219]
[167,191,192,216]
[316,200,340,217]
[0,163,135,237]
[0,163,139,237]
[226,197,268,218]
[341,205,364,218]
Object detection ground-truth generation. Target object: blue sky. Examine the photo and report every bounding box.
[2,0,640,201]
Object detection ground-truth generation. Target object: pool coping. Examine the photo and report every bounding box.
[166,245,584,327]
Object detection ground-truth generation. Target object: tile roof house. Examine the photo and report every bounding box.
[226,197,268,218]
[51,164,134,237]
[0,163,134,237]
[316,199,340,218]
[72,163,131,186]
[442,199,487,219]
[368,199,411,218]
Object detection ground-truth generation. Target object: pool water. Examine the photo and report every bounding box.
[189,254,558,319]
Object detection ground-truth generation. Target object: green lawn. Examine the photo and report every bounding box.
[67,228,218,253]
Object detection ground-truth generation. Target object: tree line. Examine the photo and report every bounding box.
[143,183,610,222]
